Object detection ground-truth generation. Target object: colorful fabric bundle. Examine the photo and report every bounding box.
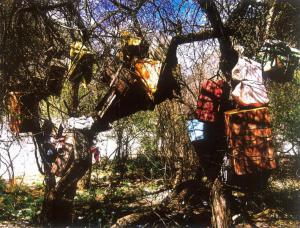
[90,146,100,162]
[195,80,227,122]
[7,92,39,133]
[120,31,149,60]
[225,107,276,175]
[134,59,161,99]
[231,57,269,107]
[68,41,94,84]
[47,132,75,177]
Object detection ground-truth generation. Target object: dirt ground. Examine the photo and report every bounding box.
[0,156,299,227]
[71,157,300,227]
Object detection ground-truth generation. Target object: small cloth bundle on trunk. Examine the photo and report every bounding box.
[187,119,205,142]
[43,131,75,177]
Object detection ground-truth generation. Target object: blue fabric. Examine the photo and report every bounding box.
[187,119,205,141]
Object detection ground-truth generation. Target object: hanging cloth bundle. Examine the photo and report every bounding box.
[7,92,39,133]
[225,107,276,175]
[261,40,300,83]
[231,57,269,108]
[42,122,75,177]
[46,58,66,96]
[191,78,230,181]
[195,79,229,122]
[50,132,75,177]
[134,58,162,99]
[68,41,95,84]
[120,31,149,61]
[187,119,205,142]
[96,32,158,121]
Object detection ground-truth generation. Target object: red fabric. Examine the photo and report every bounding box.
[196,110,217,122]
[197,95,216,112]
[196,80,225,122]
[90,146,100,162]
[201,80,224,98]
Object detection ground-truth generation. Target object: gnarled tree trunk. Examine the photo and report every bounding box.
[39,131,93,226]
[196,1,239,227]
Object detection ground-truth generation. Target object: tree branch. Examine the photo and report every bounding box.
[226,0,258,27]
[196,0,238,80]
[16,1,72,13]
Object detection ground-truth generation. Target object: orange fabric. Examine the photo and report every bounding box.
[134,59,161,97]
[7,92,39,133]
[225,107,276,175]
[8,92,22,133]
[135,62,150,79]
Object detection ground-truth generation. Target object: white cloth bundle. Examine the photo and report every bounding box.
[66,116,94,130]
[232,57,269,107]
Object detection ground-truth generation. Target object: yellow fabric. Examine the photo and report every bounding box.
[127,37,141,46]
[225,107,267,115]
[69,41,92,59]
[135,59,161,95]
[120,31,142,47]
[68,42,94,82]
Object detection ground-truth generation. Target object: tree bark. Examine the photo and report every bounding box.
[195,1,240,227]
[40,131,92,226]
[211,178,231,228]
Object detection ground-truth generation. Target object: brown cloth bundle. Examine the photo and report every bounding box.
[7,92,39,133]
[225,107,276,175]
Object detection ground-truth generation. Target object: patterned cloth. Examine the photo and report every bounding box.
[48,133,75,177]
[196,80,226,122]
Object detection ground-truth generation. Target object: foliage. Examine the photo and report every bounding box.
[126,155,165,179]
[0,181,43,223]
[268,71,300,155]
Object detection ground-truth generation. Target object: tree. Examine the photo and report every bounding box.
[0,0,299,226]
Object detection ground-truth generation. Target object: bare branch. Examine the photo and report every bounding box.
[196,0,238,80]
